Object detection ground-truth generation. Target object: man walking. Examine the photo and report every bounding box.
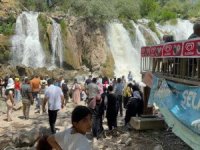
[114,78,124,117]
[30,75,41,112]
[43,78,64,134]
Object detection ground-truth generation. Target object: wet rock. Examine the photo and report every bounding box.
[117,133,130,144]
[125,138,132,146]
[154,145,163,150]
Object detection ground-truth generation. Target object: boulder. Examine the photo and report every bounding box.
[12,128,40,147]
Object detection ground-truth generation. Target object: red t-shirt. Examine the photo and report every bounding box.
[15,81,21,90]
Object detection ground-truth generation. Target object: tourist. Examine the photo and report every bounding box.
[123,83,132,108]
[47,106,92,150]
[125,85,143,125]
[91,93,102,139]
[98,75,103,84]
[121,75,126,86]
[0,77,6,98]
[59,76,65,87]
[188,22,200,77]
[97,78,103,95]
[39,80,47,113]
[5,76,15,122]
[188,22,200,39]
[114,78,124,117]
[61,79,69,106]
[72,79,81,105]
[112,77,117,88]
[85,75,92,86]
[128,71,133,81]
[105,85,118,130]
[21,78,33,120]
[43,78,64,134]
[86,78,99,109]
[14,77,22,103]
[81,89,87,102]
[30,75,41,111]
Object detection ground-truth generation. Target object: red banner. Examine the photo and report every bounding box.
[141,47,147,57]
[163,42,182,57]
[141,38,200,58]
[183,39,200,56]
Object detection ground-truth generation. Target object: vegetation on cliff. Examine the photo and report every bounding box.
[20,0,200,25]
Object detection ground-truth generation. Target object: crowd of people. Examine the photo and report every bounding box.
[0,71,144,150]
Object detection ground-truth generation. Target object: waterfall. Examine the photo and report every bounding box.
[156,19,193,41]
[139,24,160,44]
[11,12,45,68]
[131,21,147,50]
[106,22,141,82]
[51,19,63,68]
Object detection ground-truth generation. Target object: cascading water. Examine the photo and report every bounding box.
[11,12,45,68]
[131,21,147,50]
[139,24,160,44]
[156,19,193,41]
[107,22,141,81]
[51,19,63,68]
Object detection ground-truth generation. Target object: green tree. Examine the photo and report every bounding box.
[140,0,159,17]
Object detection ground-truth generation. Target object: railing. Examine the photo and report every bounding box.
[141,57,200,81]
[141,38,200,83]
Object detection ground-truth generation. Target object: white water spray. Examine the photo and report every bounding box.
[156,19,193,41]
[51,19,63,68]
[11,12,45,68]
[107,22,141,81]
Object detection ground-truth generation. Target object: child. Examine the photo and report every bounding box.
[47,106,92,150]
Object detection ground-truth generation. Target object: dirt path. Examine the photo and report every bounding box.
[0,98,192,150]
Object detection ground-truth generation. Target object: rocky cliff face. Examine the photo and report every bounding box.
[0,0,115,77]
[37,13,114,76]
[0,0,21,64]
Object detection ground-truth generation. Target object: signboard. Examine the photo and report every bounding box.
[149,76,200,135]
[141,38,200,58]
[183,39,200,57]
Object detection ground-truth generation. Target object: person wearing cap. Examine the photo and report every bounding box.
[47,106,92,150]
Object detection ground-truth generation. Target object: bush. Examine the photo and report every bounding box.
[20,0,48,11]
[148,21,160,39]
[0,23,15,35]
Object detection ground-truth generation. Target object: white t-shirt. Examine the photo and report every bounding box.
[54,128,92,150]
[45,84,63,110]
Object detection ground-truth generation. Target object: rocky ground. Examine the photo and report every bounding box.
[0,97,192,150]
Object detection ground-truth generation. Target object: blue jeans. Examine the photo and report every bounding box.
[15,89,21,103]
[32,92,40,109]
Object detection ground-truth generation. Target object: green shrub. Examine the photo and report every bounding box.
[0,15,16,35]
[60,20,67,32]
[0,23,15,35]
[148,21,160,38]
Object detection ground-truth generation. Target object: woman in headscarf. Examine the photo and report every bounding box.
[72,79,81,104]
[124,84,143,125]
[5,76,15,121]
